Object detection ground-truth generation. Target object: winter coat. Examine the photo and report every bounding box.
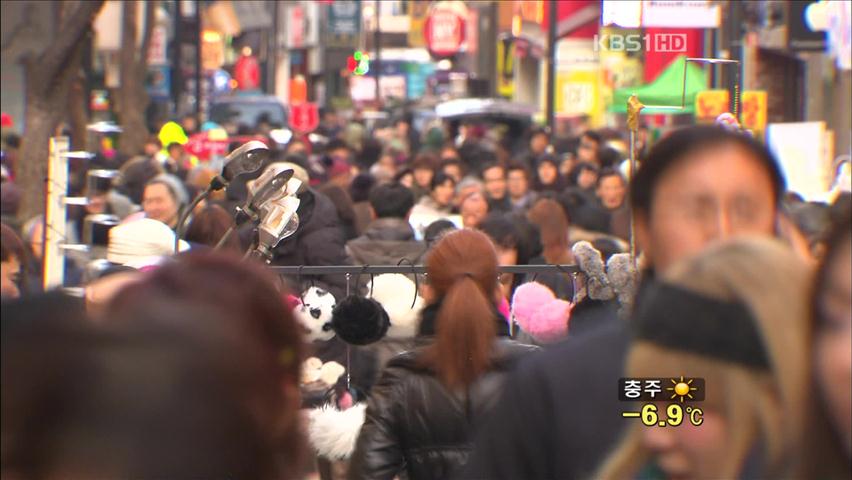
[268,188,351,300]
[410,195,453,219]
[346,217,427,266]
[348,302,538,480]
[461,320,629,480]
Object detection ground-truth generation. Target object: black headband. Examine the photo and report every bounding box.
[631,281,770,369]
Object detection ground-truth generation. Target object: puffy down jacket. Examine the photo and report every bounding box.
[348,339,538,480]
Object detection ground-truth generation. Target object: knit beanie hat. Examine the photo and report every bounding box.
[107,218,190,265]
[149,173,188,206]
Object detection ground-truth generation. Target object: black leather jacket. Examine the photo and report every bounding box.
[348,306,538,480]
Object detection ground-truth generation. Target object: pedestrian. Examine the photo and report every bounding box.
[795,210,852,479]
[524,198,575,301]
[532,153,566,193]
[184,204,240,252]
[463,125,788,480]
[576,130,602,166]
[505,163,538,213]
[349,173,377,236]
[346,183,426,266]
[1,223,25,299]
[481,162,511,213]
[598,237,811,479]
[595,168,630,240]
[460,191,489,229]
[142,174,188,230]
[410,154,437,201]
[348,229,537,480]
[410,172,456,218]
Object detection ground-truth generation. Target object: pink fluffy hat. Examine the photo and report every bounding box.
[511,282,573,343]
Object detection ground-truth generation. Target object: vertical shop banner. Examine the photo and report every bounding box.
[288,5,305,49]
[407,1,430,48]
[147,24,169,66]
[147,66,171,100]
[496,37,515,98]
[327,0,361,48]
[741,91,768,132]
[694,90,730,123]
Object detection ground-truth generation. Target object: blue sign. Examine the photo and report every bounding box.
[147,66,171,100]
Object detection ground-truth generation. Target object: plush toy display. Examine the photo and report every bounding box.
[511,282,572,343]
[572,241,638,318]
[367,274,423,339]
[301,357,346,387]
[330,295,390,346]
[294,286,337,342]
[308,403,367,460]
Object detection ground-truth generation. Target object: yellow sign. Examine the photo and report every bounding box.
[407,1,430,48]
[695,90,730,122]
[496,38,515,98]
[556,70,601,125]
[741,91,768,131]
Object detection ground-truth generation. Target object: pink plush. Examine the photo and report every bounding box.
[512,282,572,343]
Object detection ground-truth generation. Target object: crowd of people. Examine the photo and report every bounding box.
[1,111,850,479]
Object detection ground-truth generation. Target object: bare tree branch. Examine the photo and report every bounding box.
[38,0,104,82]
[0,5,35,53]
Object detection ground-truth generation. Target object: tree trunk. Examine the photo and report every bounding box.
[14,1,105,221]
[116,0,157,158]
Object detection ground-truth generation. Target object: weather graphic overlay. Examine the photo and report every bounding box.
[347,50,370,76]
[619,377,705,427]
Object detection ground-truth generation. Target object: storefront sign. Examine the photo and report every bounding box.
[147,66,171,100]
[327,0,360,48]
[147,24,169,65]
[741,90,768,132]
[288,5,304,48]
[424,1,468,58]
[407,1,430,48]
[290,102,319,133]
[695,90,730,122]
[496,37,515,98]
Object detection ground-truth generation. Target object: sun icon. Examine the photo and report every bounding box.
[667,376,699,403]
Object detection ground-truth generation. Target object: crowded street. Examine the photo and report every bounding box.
[1,1,851,479]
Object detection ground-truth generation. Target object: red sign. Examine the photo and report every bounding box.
[290,102,319,133]
[424,2,467,57]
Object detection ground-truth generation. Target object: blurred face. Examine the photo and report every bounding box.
[578,135,599,163]
[143,183,180,228]
[635,144,777,273]
[379,155,397,174]
[483,166,507,200]
[537,162,558,185]
[560,156,576,177]
[431,180,456,207]
[641,408,729,479]
[286,141,307,155]
[814,235,852,457]
[496,247,518,300]
[144,142,160,156]
[86,192,107,215]
[443,163,462,183]
[168,146,184,160]
[507,170,529,199]
[1,255,21,299]
[531,133,548,154]
[461,194,489,228]
[577,168,598,190]
[414,167,434,189]
[597,175,626,210]
[29,222,44,261]
[398,172,414,189]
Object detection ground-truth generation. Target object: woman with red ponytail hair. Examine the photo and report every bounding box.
[349,229,537,480]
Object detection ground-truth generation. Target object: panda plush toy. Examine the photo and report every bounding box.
[294,286,337,342]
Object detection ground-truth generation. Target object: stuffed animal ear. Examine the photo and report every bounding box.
[330,296,390,346]
[572,241,614,301]
[606,253,637,318]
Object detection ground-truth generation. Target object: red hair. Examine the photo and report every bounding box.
[424,229,499,389]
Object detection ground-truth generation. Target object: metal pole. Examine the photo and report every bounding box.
[44,137,70,290]
[374,0,382,107]
[546,0,557,137]
[195,0,202,122]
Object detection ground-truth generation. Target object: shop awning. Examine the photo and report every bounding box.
[610,55,708,114]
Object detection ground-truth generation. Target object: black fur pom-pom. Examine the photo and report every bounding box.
[330,296,390,346]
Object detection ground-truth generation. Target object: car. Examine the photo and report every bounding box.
[209,95,288,134]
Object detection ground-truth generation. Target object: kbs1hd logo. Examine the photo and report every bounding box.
[347,51,370,76]
[594,33,687,53]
